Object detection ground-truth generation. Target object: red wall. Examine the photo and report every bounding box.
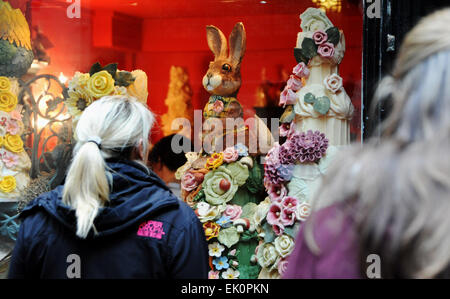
[139,11,363,140]
[22,1,362,142]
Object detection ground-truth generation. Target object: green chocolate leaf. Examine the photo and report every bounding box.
[262,222,276,243]
[102,63,118,78]
[89,62,102,76]
[218,227,240,248]
[241,202,258,219]
[326,27,341,46]
[304,93,316,104]
[301,38,318,59]
[313,96,331,115]
[293,48,310,65]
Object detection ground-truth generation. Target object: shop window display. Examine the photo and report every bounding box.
[0,0,364,279]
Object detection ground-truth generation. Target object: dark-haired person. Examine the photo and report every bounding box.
[285,8,450,279]
[148,134,193,198]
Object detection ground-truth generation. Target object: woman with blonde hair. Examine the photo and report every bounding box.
[284,8,450,279]
[8,95,209,279]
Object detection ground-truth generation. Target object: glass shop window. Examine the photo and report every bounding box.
[0,0,363,278]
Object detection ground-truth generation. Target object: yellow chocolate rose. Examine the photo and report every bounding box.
[86,70,115,99]
[0,176,16,193]
[0,77,11,92]
[0,90,17,112]
[205,153,224,171]
[4,134,24,153]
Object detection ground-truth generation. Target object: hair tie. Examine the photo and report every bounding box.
[87,136,102,150]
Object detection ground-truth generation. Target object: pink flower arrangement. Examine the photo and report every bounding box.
[279,88,297,107]
[286,75,303,92]
[223,204,243,221]
[222,146,239,163]
[292,62,310,78]
[317,42,335,59]
[312,30,328,45]
[181,171,198,192]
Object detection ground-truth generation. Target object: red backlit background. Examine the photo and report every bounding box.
[10,0,363,142]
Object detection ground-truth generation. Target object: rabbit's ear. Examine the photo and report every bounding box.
[229,22,246,65]
[206,25,228,58]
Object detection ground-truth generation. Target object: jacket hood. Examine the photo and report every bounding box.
[21,159,180,239]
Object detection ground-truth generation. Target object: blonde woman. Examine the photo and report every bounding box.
[285,8,450,279]
[8,95,209,279]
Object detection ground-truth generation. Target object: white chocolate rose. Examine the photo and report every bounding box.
[300,8,333,32]
[257,243,279,269]
[274,235,295,258]
[324,74,343,94]
[296,202,311,221]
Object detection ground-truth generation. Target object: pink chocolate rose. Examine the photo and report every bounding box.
[317,42,335,59]
[279,87,297,107]
[278,258,289,276]
[286,75,303,92]
[312,30,328,45]
[324,74,343,93]
[181,171,198,192]
[224,204,243,221]
[292,62,310,78]
[222,146,239,163]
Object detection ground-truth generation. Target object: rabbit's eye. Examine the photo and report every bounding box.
[222,64,232,72]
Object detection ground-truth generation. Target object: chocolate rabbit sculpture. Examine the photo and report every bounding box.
[201,22,273,155]
[181,23,271,279]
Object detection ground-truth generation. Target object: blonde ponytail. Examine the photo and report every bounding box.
[63,141,109,238]
[62,95,155,238]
